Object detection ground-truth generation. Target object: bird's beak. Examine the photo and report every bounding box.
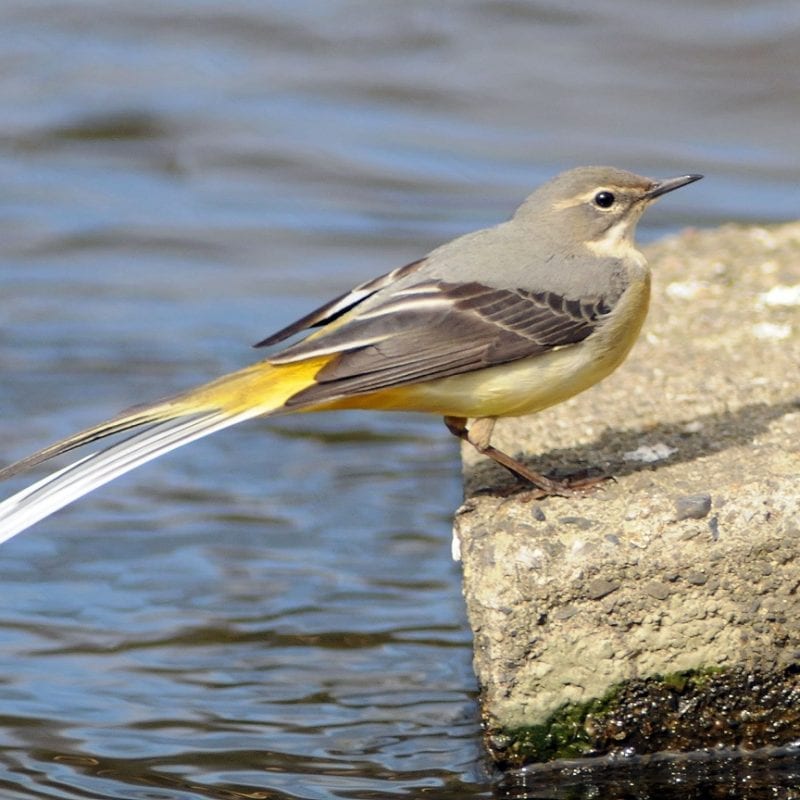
[646,173,703,200]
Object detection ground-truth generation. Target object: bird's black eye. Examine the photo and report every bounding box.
[594,191,615,209]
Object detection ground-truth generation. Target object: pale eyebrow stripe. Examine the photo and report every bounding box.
[551,187,609,210]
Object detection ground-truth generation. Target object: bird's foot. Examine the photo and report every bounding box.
[443,415,611,499]
[499,461,611,499]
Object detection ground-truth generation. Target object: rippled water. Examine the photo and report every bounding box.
[1,2,799,798]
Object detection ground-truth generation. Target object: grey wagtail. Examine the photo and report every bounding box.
[0,166,701,541]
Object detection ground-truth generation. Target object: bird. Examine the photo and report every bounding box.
[0,166,702,542]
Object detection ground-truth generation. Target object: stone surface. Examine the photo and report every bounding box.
[452,223,800,766]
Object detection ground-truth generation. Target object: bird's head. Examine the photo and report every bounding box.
[516,166,702,259]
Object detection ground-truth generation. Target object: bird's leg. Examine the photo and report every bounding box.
[444,415,566,495]
[444,415,607,497]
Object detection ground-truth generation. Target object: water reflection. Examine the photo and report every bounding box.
[499,748,800,800]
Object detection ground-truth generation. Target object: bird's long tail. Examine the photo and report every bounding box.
[0,356,331,543]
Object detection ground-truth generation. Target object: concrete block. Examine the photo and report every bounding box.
[453,223,800,767]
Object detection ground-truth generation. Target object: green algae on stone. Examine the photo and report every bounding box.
[491,682,627,766]
[489,666,800,768]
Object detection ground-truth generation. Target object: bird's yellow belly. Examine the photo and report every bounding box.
[396,344,621,417]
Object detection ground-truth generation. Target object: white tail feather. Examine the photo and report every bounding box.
[0,408,261,544]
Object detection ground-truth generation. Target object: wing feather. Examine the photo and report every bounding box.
[254,259,425,347]
[282,280,615,406]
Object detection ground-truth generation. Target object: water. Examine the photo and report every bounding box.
[1,2,799,798]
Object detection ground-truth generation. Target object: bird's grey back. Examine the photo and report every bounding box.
[355,166,649,313]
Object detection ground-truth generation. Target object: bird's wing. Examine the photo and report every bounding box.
[254,259,426,347]
[271,277,613,405]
